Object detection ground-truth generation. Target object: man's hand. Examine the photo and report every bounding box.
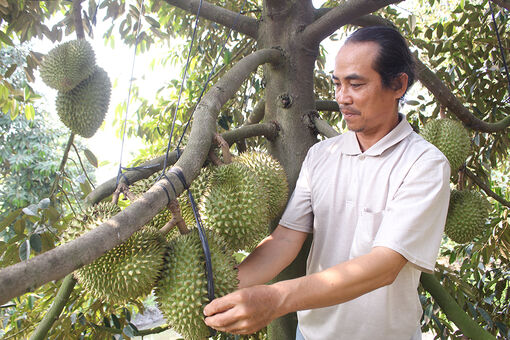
[203,285,284,335]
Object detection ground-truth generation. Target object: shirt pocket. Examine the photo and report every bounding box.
[349,209,384,259]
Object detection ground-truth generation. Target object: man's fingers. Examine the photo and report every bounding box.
[203,294,236,316]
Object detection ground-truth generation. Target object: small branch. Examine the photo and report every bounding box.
[315,100,340,112]
[465,168,510,208]
[491,0,510,11]
[163,0,258,39]
[244,99,266,126]
[72,0,85,39]
[420,273,497,340]
[29,275,77,340]
[71,143,95,190]
[159,218,178,236]
[50,133,75,198]
[214,133,232,164]
[208,149,224,166]
[301,0,402,48]
[311,114,340,138]
[167,200,190,235]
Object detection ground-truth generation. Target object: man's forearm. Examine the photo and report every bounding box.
[270,246,407,316]
[237,225,308,288]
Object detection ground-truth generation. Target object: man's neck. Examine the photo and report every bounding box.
[356,114,401,152]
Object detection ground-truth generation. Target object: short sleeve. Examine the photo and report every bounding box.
[279,150,314,233]
[373,156,451,273]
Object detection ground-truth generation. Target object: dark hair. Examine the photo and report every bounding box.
[345,26,415,95]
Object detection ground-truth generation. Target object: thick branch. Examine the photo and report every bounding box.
[29,275,76,340]
[420,273,496,340]
[315,100,340,112]
[301,0,402,47]
[163,0,258,39]
[84,122,278,206]
[244,99,266,125]
[0,49,284,306]
[491,0,510,11]
[415,58,510,133]
[72,0,85,39]
[464,168,510,208]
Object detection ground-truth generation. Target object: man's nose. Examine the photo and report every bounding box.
[335,88,351,105]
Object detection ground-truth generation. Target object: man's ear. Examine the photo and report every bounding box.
[391,73,408,99]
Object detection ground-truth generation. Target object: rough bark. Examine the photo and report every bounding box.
[0,49,284,306]
[315,99,340,111]
[301,0,402,48]
[491,0,510,11]
[420,273,497,340]
[163,0,258,38]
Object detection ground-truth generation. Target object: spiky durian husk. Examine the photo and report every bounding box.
[56,66,111,138]
[155,230,238,340]
[75,226,167,304]
[235,151,288,220]
[420,119,471,171]
[40,39,96,92]
[201,162,269,251]
[445,190,491,244]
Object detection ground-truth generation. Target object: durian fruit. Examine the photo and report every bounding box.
[62,202,167,304]
[235,151,288,221]
[56,66,111,138]
[201,162,269,251]
[179,165,213,227]
[445,190,491,244]
[155,229,238,340]
[420,119,471,171]
[40,39,96,92]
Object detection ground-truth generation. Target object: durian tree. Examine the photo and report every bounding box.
[1,0,510,339]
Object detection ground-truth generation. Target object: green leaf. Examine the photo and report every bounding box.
[0,31,14,46]
[19,240,30,261]
[13,219,25,235]
[80,181,92,197]
[29,233,42,253]
[0,209,21,233]
[24,104,35,120]
[436,23,443,39]
[22,204,39,217]
[111,313,121,329]
[84,149,98,168]
[4,63,17,78]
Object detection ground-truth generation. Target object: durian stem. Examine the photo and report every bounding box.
[71,143,95,190]
[458,169,465,191]
[465,168,510,208]
[72,0,85,39]
[208,149,224,166]
[214,133,233,164]
[420,273,496,340]
[159,218,178,236]
[29,275,77,340]
[167,200,190,235]
[440,106,446,119]
[50,133,75,200]
[112,182,136,204]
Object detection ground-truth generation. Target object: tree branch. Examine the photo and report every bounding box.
[29,275,77,340]
[301,0,402,48]
[84,122,278,206]
[315,100,339,112]
[420,273,497,340]
[244,99,266,125]
[491,0,510,11]
[311,114,340,138]
[415,58,510,133]
[163,0,258,39]
[464,168,510,208]
[0,49,284,306]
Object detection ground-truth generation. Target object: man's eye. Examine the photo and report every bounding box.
[351,83,363,88]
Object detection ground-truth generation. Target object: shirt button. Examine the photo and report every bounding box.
[359,155,365,160]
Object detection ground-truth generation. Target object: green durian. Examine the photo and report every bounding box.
[201,162,269,251]
[445,189,491,244]
[155,230,238,340]
[56,66,111,138]
[420,118,471,171]
[62,202,167,304]
[40,39,96,92]
[235,151,288,220]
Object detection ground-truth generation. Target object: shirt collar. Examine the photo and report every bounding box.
[341,113,413,156]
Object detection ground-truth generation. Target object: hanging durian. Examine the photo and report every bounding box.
[56,66,111,138]
[40,39,96,92]
[445,189,491,244]
[201,162,269,251]
[62,202,167,304]
[420,118,471,171]
[235,151,288,221]
[155,229,238,340]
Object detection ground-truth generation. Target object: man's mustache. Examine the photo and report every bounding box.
[339,106,361,115]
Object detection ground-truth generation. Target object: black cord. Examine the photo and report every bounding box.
[489,1,510,100]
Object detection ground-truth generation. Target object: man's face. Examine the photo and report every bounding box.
[332,42,406,137]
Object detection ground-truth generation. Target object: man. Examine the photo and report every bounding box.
[204,26,451,340]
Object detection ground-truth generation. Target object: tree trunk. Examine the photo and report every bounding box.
[260,1,318,337]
